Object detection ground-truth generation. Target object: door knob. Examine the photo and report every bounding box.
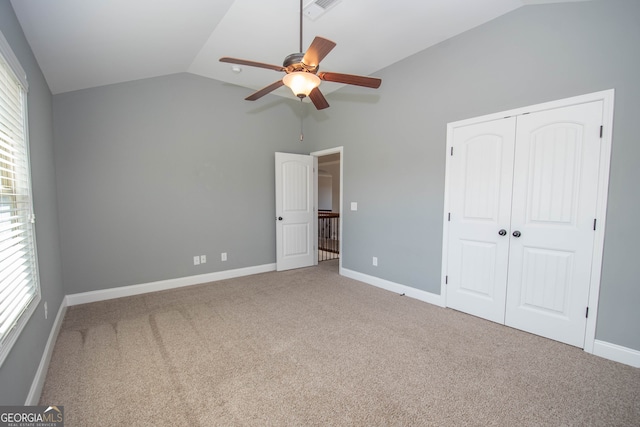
[512,230,521,238]
[277,217,283,221]
[498,229,507,236]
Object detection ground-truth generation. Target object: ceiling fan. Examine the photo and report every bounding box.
[219,0,382,110]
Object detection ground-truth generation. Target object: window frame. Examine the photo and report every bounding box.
[0,29,41,367]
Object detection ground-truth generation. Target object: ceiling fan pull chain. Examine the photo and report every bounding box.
[300,98,304,141]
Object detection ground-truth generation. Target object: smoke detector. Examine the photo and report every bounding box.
[303,0,342,21]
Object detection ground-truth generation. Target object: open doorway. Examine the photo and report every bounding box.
[312,147,342,271]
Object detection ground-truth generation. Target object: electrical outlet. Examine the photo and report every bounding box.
[372,257,378,266]
[44,301,48,319]
[193,256,200,266]
[200,255,207,264]
[221,252,227,262]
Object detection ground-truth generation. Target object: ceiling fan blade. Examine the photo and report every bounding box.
[302,37,336,68]
[220,57,285,72]
[308,87,330,110]
[318,72,382,89]
[245,80,285,101]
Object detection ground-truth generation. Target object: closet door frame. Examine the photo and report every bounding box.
[441,89,615,355]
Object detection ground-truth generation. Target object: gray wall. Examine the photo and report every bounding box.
[53,73,304,295]
[0,0,65,405]
[318,160,340,213]
[318,174,333,211]
[306,0,640,351]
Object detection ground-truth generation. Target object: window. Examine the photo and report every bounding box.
[0,30,40,366]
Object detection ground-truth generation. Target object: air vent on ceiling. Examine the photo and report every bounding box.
[303,0,342,21]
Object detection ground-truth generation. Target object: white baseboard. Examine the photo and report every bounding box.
[592,339,640,368]
[65,263,276,306]
[340,267,444,307]
[25,298,68,405]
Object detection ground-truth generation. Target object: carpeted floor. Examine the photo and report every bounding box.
[40,260,640,426]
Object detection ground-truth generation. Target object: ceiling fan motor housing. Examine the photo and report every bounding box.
[283,52,318,74]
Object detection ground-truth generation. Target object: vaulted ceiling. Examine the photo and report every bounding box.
[11,0,589,98]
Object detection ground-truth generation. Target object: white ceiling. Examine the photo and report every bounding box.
[10,0,590,98]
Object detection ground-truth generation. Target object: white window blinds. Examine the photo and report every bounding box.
[0,31,40,366]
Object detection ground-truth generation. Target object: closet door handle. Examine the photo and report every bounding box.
[512,230,521,238]
[498,229,507,236]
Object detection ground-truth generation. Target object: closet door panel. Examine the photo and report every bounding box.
[446,118,516,323]
[505,101,603,347]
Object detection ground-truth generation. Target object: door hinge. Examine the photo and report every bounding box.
[599,125,603,138]
[593,218,597,231]
[445,275,448,285]
[448,212,451,222]
[586,307,589,318]
[450,147,454,156]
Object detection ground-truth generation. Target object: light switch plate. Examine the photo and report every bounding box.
[351,202,358,211]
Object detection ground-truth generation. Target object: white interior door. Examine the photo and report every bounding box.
[505,101,603,347]
[446,117,516,323]
[275,152,317,271]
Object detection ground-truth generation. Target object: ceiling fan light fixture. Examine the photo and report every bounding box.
[282,72,321,98]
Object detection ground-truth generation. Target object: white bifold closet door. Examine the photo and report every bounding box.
[446,100,603,347]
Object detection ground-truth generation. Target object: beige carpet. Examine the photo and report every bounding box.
[40,260,640,426]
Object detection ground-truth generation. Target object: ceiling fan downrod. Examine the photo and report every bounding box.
[299,0,303,53]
